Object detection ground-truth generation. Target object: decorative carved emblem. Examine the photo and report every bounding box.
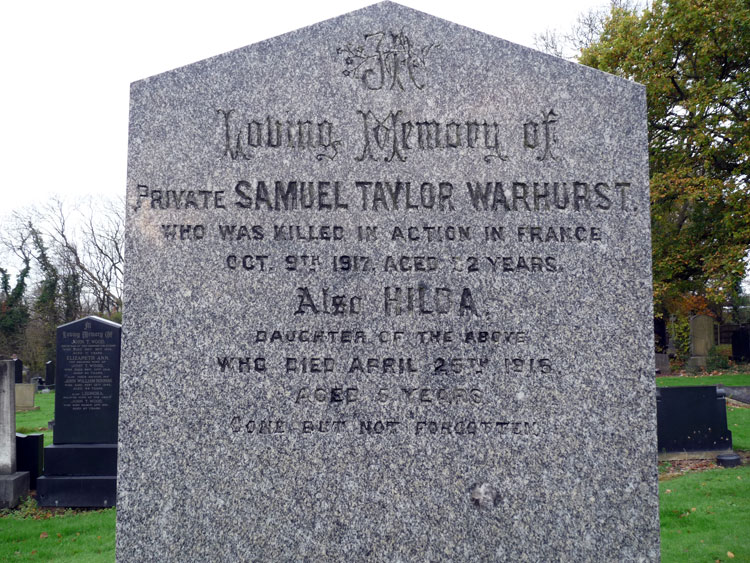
[337,30,440,91]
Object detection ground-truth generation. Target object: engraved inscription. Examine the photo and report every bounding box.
[59,324,118,413]
[134,167,639,448]
[229,416,543,437]
[356,111,508,163]
[203,107,618,167]
[523,109,559,161]
[217,109,341,161]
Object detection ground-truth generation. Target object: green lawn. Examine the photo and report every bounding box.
[728,405,750,451]
[649,369,750,559]
[0,499,115,562]
[657,373,750,387]
[660,465,750,562]
[15,391,55,447]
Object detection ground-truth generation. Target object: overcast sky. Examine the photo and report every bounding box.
[1,0,609,216]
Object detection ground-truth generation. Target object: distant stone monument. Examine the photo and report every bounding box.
[655,353,671,375]
[118,3,659,560]
[37,317,121,507]
[14,383,38,412]
[0,361,30,508]
[689,314,715,368]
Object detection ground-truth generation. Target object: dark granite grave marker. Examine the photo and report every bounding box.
[53,317,120,444]
[45,360,55,387]
[15,433,43,489]
[732,327,750,363]
[13,359,23,384]
[37,316,120,507]
[657,386,732,453]
[118,3,659,560]
[654,317,667,352]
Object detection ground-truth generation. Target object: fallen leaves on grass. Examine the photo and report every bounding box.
[728,551,735,558]
[39,532,48,539]
[657,455,749,481]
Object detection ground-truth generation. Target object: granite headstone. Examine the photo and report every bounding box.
[119,3,659,560]
[36,316,120,507]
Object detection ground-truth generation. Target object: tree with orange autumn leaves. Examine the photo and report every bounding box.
[578,0,750,322]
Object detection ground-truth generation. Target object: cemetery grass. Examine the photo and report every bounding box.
[727,401,750,451]
[15,392,54,446]
[0,498,115,561]
[660,465,750,562]
[656,372,750,387]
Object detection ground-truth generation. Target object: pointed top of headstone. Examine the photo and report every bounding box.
[57,316,121,330]
[133,0,641,90]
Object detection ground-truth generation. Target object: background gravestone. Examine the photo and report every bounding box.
[15,433,44,490]
[52,317,120,444]
[654,318,670,373]
[14,384,37,412]
[119,3,659,560]
[657,386,732,454]
[655,353,671,375]
[36,316,120,507]
[45,360,55,388]
[732,327,750,363]
[689,314,715,368]
[0,361,30,508]
[654,317,667,352]
[13,359,23,384]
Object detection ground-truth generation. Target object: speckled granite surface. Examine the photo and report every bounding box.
[118,2,659,560]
